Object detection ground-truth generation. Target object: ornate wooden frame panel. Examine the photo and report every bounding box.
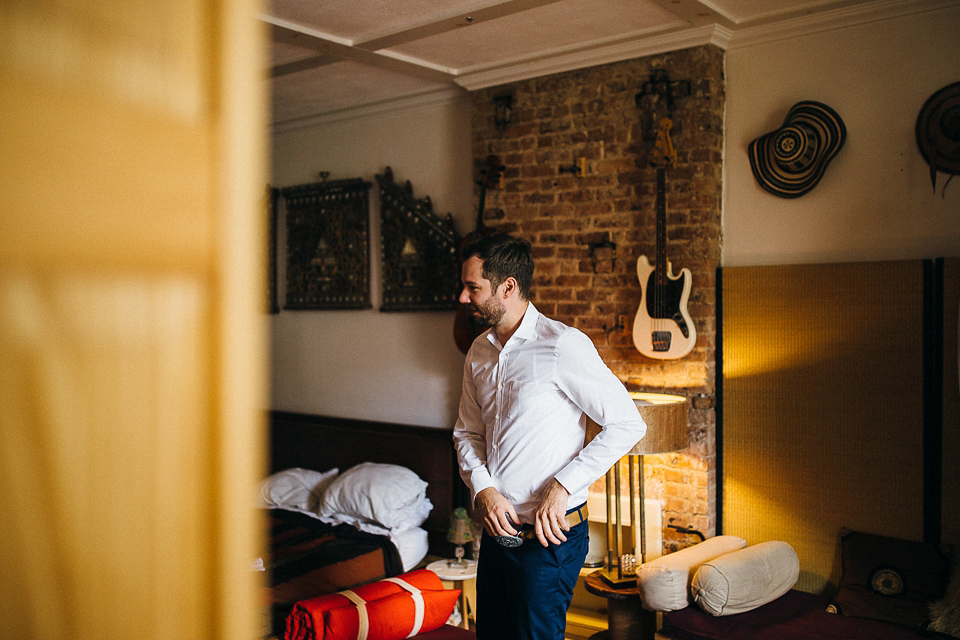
[376,167,460,312]
[281,177,372,310]
[266,185,280,314]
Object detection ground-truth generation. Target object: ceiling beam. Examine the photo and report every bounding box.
[645,0,737,27]
[353,0,568,51]
[263,16,457,84]
[270,53,341,78]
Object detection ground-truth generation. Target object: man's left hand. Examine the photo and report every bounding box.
[533,479,571,547]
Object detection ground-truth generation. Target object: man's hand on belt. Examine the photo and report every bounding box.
[534,479,571,547]
[475,487,521,538]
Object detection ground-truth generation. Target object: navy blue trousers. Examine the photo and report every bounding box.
[475,507,589,640]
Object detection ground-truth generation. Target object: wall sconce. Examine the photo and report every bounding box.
[494,95,513,128]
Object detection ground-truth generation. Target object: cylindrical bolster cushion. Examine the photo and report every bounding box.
[692,541,799,616]
[636,535,747,612]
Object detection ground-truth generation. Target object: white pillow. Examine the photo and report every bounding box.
[636,535,747,612]
[692,540,799,616]
[258,467,339,512]
[318,462,431,531]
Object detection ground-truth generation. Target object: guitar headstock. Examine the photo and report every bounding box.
[652,118,677,169]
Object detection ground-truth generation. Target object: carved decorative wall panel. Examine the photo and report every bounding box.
[376,167,460,312]
[267,185,279,314]
[281,177,372,310]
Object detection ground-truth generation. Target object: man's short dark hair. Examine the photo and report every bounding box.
[462,233,534,299]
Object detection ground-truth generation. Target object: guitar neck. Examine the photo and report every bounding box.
[655,167,667,298]
[475,184,487,234]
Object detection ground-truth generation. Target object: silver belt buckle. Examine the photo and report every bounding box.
[496,517,524,547]
[495,534,523,548]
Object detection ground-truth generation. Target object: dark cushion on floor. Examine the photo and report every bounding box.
[832,529,951,629]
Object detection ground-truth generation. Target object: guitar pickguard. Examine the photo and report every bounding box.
[644,272,692,338]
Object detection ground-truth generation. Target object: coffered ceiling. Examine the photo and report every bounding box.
[264,0,943,128]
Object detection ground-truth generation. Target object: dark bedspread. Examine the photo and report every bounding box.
[264,509,403,638]
[661,589,938,640]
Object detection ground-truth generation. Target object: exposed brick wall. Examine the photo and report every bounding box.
[471,45,724,550]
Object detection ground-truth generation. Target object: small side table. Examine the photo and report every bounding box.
[426,558,478,630]
[583,570,656,640]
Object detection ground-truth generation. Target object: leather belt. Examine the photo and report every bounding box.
[495,505,588,546]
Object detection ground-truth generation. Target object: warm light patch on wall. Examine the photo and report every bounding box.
[721,261,926,593]
[722,333,850,379]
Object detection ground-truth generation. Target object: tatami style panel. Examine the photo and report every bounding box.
[941,258,960,546]
[721,261,926,593]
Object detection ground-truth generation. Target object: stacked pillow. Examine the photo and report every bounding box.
[259,462,433,532]
[318,462,432,531]
[259,467,340,513]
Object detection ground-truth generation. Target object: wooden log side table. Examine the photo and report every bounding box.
[583,570,656,640]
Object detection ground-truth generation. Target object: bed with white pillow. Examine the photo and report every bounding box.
[259,464,431,572]
[260,411,470,639]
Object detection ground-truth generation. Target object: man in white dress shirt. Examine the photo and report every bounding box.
[452,233,647,640]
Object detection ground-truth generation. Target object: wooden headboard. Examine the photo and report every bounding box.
[268,410,469,555]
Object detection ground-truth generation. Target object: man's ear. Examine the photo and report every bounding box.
[500,276,519,299]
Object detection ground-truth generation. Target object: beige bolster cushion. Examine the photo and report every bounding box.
[692,540,800,616]
[636,535,747,612]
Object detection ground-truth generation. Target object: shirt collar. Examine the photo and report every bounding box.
[486,302,539,349]
[514,302,539,341]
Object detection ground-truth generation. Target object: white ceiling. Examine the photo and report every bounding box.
[264,0,940,128]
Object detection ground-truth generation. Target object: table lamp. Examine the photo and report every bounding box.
[447,507,474,567]
[588,392,688,586]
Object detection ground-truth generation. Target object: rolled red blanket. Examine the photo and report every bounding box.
[284,569,460,640]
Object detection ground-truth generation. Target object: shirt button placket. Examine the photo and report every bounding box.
[495,353,505,432]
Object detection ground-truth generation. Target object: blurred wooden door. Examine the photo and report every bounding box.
[0,1,267,638]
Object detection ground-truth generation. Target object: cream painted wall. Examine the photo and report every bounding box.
[270,95,474,427]
[724,5,960,266]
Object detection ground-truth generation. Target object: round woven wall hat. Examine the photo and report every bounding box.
[915,81,960,193]
[748,101,846,198]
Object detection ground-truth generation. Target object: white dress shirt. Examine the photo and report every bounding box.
[453,303,647,523]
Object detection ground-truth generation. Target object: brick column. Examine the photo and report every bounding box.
[471,45,724,547]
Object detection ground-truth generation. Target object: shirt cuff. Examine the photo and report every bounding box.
[553,464,593,499]
[465,467,495,505]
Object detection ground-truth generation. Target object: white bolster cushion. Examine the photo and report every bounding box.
[692,540,800,616]
[636,535,747,612]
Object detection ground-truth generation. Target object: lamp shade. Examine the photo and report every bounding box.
[628,392,688,454]
[446,507,474,545]
[586,392,688,454]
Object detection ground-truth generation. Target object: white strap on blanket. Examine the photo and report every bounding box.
[383,577,425,638]
[340,590,369,640]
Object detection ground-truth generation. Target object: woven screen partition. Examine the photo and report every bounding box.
[941,258,960,546]
[720,261,926,593]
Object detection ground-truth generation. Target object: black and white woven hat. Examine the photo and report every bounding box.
[916,81,960,194]
[748,101,847,199]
